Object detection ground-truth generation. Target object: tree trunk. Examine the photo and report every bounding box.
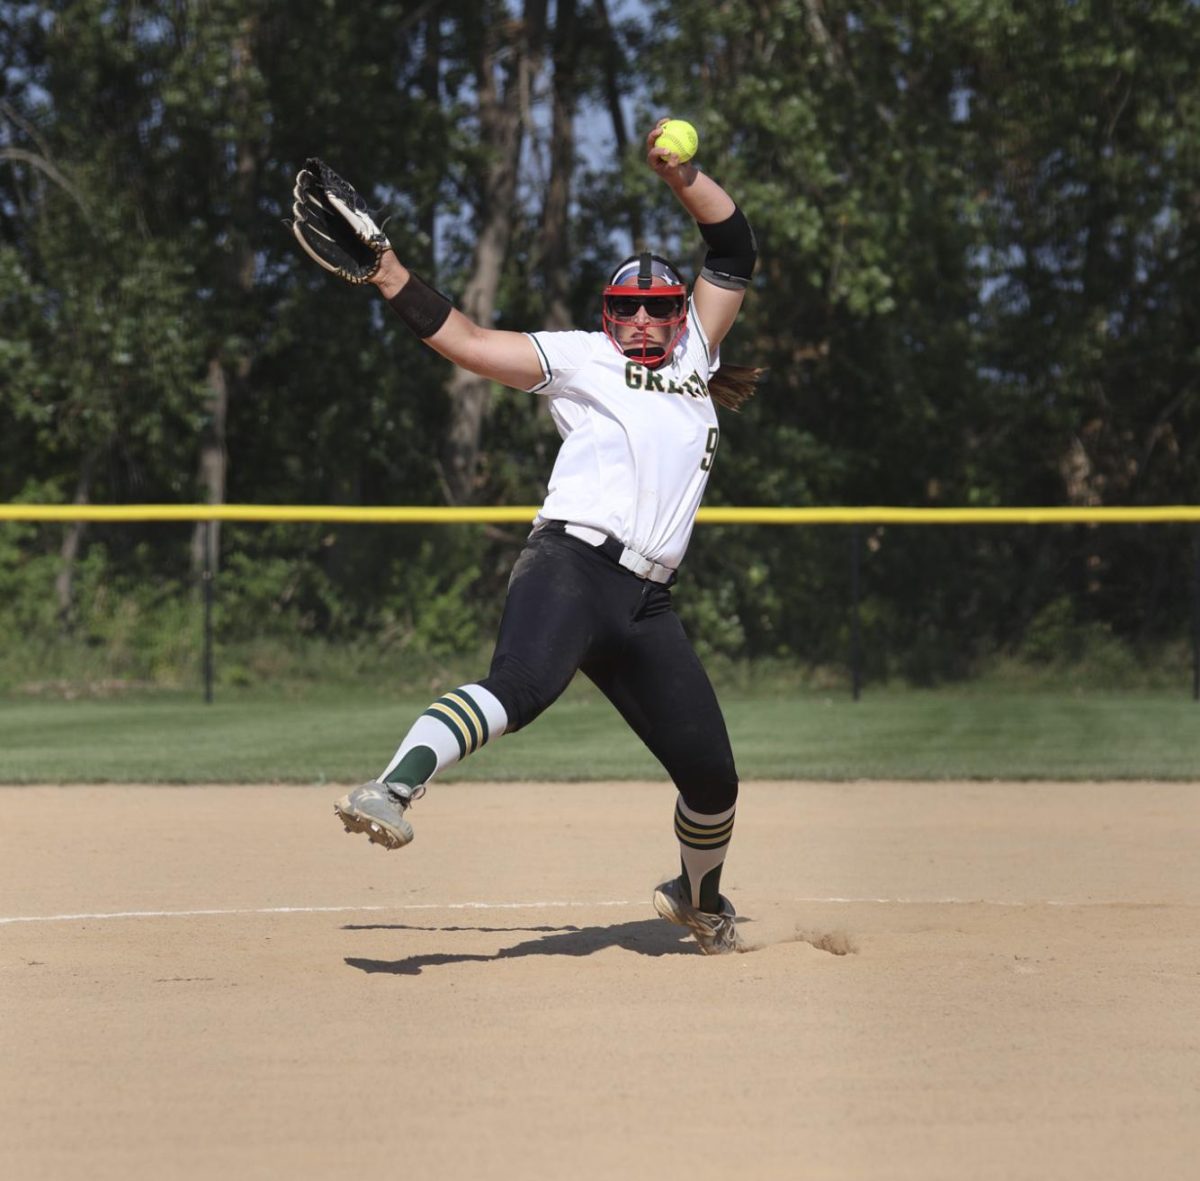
[420,12,442,277]
[442,3,546,504]
[593,0,640,249]
[190,14,263,572]
[539,0,579,330]
[190,355,229,575]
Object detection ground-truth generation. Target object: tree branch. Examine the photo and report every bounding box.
[0,146,93,216]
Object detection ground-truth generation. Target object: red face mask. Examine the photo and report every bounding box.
[602,253,688,368]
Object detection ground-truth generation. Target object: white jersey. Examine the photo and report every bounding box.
[524,305,720,570]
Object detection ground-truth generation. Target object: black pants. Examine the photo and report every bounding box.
[479,529,738,815]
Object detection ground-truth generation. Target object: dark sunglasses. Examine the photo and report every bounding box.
[607,295,684,319]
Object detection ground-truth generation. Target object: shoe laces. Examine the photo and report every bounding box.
[388,782,426,806]
[700,905,738,948]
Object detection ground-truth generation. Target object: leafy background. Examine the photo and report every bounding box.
[2,1,1199,695]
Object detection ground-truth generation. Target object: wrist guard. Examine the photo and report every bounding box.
[387,273,453,338]
[698,206,757,290]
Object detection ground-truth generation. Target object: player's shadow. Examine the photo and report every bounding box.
[343,917,694,975]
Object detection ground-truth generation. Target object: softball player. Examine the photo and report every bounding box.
[320,120,759,954]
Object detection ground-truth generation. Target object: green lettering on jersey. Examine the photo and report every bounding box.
[624,362,711,400]
[684,369,710,399]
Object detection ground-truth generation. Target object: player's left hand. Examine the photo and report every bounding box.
[289,158,391,285]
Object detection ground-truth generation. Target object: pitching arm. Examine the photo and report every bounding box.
[645,119,757,351]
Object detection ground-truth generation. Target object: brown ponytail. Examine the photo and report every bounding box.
[709,364,767,412]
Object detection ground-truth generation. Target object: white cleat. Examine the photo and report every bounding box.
[333,782,416,850]
[653,877,743,955]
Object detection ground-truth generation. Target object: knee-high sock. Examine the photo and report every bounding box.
[378,683,508,793]
[674,795,736,913]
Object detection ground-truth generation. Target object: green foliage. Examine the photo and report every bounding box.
[0,520,58,636]
[3,1,1199,687]
[1018,593,1148,686]
[1023,596,1081,665]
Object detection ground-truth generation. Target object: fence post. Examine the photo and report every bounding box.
[1192,525,1199,703]
[203,519,214,705]
[851,524,862,701]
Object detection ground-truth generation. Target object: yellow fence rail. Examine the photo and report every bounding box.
[3,503,1200,524]
[3,503,1198,703]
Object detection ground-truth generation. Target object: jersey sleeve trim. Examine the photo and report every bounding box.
[688,302,716,368]
[524,333,553,393]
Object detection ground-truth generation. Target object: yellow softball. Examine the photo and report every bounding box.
[654,119,698,163]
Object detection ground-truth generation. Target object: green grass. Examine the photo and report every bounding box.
[2,681,1199,783]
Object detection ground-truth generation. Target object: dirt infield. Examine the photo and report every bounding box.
[1,780,1197,1180]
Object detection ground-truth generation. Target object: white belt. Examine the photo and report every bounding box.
[561,523,676,585]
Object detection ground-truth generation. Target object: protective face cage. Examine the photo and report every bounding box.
[602,252,688,368]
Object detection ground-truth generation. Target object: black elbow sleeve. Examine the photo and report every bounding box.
[698,206,757,290]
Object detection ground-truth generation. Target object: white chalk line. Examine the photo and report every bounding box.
[0,896,1185,926]
[0,900,640,926]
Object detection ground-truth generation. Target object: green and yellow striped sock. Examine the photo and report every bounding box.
[379,683,508,792]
